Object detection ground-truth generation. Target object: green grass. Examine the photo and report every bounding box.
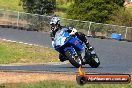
[0,0,132,18]
[0,40,59,64]
[55,11,67,18]
[56,2,72,10]
[127,6,132,12]
[1,80,132,88]
[0,0,72,18]
[0,0,23,11]
[55,0,73,17]
[0,0,72,17]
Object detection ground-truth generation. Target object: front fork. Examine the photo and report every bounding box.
[80,44,88,64]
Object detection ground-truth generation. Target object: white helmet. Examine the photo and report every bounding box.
[50,17,60,25]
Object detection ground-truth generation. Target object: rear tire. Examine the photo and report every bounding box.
[65,50,81,68]
[88,54,100,68]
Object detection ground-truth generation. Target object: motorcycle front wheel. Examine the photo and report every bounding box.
[65,50,81,68]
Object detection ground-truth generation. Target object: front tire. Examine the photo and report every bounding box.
[59,54,67,62]
[65,50,81,68]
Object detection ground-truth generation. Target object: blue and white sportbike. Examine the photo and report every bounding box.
[52,28,100,68]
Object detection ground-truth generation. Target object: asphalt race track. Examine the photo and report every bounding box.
[0,28,132,74]
[0,28,52,47]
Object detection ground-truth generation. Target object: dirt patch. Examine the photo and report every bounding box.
[0,72,76,84]
[126,3,132,7]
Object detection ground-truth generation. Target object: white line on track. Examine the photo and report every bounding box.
[0,38,47,48]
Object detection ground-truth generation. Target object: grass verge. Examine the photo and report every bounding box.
[1,80,132,88]
[0,0,72,17]
[0,39,59,64]
[55,1,73,18]
[0,0,23,11]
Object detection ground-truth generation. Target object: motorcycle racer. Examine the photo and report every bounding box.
[50,16,93,62]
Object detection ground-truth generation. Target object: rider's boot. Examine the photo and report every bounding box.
[59,54,67,62]
[85,41,94,51]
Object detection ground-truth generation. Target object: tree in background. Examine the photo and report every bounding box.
[19,0,56,32]
[109,8,132,27]
[20,0,56,15]
[67,0,125,23]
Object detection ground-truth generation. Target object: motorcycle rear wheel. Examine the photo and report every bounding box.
[88,54,100,68]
